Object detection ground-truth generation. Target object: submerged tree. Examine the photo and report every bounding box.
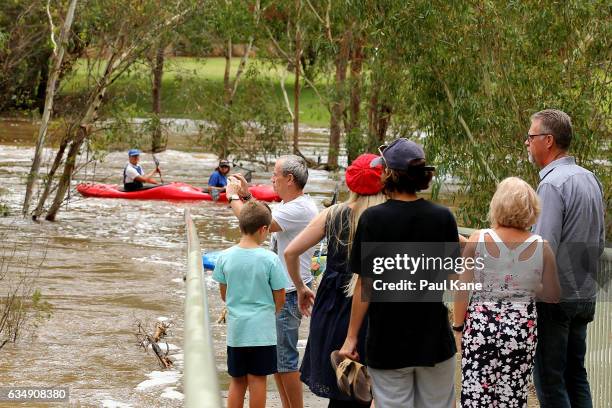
[22,0,78,217]
[0,228,51,352]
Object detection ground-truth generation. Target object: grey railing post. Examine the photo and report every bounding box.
[184,209,222,407]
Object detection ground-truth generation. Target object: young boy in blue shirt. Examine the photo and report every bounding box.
[212,201,287,408]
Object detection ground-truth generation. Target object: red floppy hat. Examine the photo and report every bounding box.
[345,153,384,195]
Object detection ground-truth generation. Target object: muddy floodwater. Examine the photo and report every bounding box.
[0,119,338,407]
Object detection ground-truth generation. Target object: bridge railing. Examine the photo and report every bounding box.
[183,209,222,408]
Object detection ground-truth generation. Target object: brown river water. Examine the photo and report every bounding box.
[0,119,339,407]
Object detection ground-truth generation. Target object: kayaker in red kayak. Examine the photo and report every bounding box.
[123,149,161,191]
[208,159,231,200]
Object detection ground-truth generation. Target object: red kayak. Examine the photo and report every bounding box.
[76,182,281,202]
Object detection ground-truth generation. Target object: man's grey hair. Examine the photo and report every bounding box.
[278,155,308,189]
[531,109,572,150]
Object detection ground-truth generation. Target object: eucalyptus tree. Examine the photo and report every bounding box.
[384,0,610,229]
[32,0,198,221]
[23,0,78,217]
[259,0,323,161]
[172,0,262,157]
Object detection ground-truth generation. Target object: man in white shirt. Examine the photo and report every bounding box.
[123,149,160,191]
[226,155,318,408]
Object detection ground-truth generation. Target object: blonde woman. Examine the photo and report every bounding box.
[453,177,560,407]
[284,153,386,407]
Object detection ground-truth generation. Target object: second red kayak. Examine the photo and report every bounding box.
[76,182,281,202]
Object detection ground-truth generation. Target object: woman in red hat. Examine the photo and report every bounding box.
[284,153,386,407]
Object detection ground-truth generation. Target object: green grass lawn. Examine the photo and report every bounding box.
[61,57,331,128]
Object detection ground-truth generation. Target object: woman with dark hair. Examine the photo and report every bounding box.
[284,153,387,407]
[339,138,459,408]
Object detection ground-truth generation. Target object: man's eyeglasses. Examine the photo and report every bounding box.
[525,133,550,142]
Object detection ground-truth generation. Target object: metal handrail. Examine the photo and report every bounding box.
[183,209,222,408]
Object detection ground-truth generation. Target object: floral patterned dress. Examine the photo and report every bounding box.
[461,229,543,408]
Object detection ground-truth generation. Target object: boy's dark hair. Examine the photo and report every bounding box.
[381,159,433,195]
[239,201,272,235]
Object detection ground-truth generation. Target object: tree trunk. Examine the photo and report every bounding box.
[328,31,350,169]
[151,42,165,153]
[44,48,121,221]
[367,77,379,151]
[345,32,364,164]
[376,104,392,145]
[223,37,232,105]
[45,129,88,221]
[22,0,78,217]
[292,2,302,155]
[219,37,232,157]
[35,49,52,115]
[32,136,69,220]
[367,76,391,150]
[230,0,259,102]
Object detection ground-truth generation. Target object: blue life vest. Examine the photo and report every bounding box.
[123,164,144,191]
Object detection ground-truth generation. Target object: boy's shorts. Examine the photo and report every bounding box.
[227,345,277,377]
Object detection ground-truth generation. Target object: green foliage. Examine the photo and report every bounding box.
[0,233,52,351]
[0,1,51,111]
[345,127,366,163]
[3,0,608,235]
[31,288,53,322]
[381,0,610,230]
[198,64,290,162]
[173,0,258,56]
[89,101,150,153]
[0,30,7,50]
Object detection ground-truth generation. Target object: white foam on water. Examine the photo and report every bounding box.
[161,387,184,400]
[132,256,182,268]
[171,278,183,283]
[157,316,169,322]
[136,370,181,390]
[101,399,133,408]
[147,342,180,353]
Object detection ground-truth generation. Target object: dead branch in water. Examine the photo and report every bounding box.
[135,320,173,369]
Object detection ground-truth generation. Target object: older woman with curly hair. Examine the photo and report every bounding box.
[453,177,560,407]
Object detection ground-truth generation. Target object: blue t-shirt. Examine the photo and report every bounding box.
[212,246,288,347]
[208,170,227,188]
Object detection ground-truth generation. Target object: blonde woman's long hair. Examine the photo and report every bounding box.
[323,190,387,297]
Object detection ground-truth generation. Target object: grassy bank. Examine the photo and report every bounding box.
[60,57,331,128]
